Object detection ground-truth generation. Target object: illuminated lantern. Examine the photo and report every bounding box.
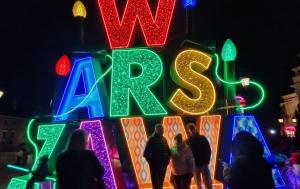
[241,77,250,87]
[55,55,71,76]
[221,38,237,62]
[72,0,87,18]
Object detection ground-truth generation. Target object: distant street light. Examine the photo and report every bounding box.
[278,118,284,123]
[0,91,4,99]
[269,129,276,135]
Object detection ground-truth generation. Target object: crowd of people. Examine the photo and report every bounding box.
[25,122,276,189]
[144,123,214,189]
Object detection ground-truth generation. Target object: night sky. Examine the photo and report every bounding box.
[1,0,300,131]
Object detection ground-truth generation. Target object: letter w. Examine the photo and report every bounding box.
[97,0,176,49]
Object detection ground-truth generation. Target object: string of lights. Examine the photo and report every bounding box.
[214,53,265,111]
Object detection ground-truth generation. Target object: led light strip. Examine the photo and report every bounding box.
[214,53,265,111]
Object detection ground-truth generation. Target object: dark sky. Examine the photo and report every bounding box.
[0,0,300,129]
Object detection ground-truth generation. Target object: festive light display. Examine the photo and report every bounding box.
[7,165,30,173]
[97,0,176,48]
[26,119,39,169]
[55,55,71,76]
[197,115,222,181]
[72,1,87,18]
[235,96,246,107]
[80,120,117,189]
[7,176,39,189]
[162,116,187,186]
[241,77,250,87]
[120,117,151,187]
[183,0,196,8]
[110,49,167,117]
[169,50,216,115]
[32,124,65,170]
[214,53,265,111]
[232,116,285,187]
[221,39,237,62]
[55,57,104,121]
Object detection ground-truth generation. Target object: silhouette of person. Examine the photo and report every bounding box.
[186,123,213,189]
[144,124,171,189]
[26,155,49,189]
[223,131,274,189]
[170,133,194,189]
[56,130,105,189]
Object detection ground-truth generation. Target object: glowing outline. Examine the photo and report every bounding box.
[169,49,216,115]
[32,124,65,170]
[110,48,167,117]
[54,57,107,121]
[232,115,285,188]
[198,115,222,181]
[80,120,117,189]
[97,0,176,49]
[214,53,265,111]
[120,117,151,187]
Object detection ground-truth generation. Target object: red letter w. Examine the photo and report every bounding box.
[97,0,176,49]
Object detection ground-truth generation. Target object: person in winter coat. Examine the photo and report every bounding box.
[144,123,171,189]
[186,123,213,189]
[56,130,105,189]
[170,133,195,189]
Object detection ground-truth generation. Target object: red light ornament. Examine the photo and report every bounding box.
[97,0,176,49]
[55,55,71,76]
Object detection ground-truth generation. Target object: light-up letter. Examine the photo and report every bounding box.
[197,115,223,187]
[55,57,104,121]
[80,120,117,189]
[121,117,151,188]
[97,0,176,49]
[32,124,65,170]
[110,49,167,117]
[169,50,216,115]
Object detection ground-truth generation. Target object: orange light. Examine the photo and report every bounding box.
[120,117,151,187]
[197,115,222,181]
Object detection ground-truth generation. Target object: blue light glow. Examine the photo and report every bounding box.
[54,57,104,121]
[231,115,285,188]
[183,0,196,8]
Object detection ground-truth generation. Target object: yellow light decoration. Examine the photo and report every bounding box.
[169,49,216,115]
[72,1,87,18]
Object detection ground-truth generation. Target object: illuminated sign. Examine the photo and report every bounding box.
[6,0,271,188]
[97,0,176,49]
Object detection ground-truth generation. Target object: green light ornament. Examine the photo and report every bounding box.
[221,39,237,62]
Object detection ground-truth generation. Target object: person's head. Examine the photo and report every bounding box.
[174,133,183,146]
[155,123,164,137]
[232,131,264,158]
[67,129,88,151]
[186,123,197,137]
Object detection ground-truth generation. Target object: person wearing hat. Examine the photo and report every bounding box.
[144,123,171,189]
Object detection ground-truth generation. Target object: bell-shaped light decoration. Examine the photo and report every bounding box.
[72,1,87,18]
[221,39,237,62]
[55,55,71,76]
